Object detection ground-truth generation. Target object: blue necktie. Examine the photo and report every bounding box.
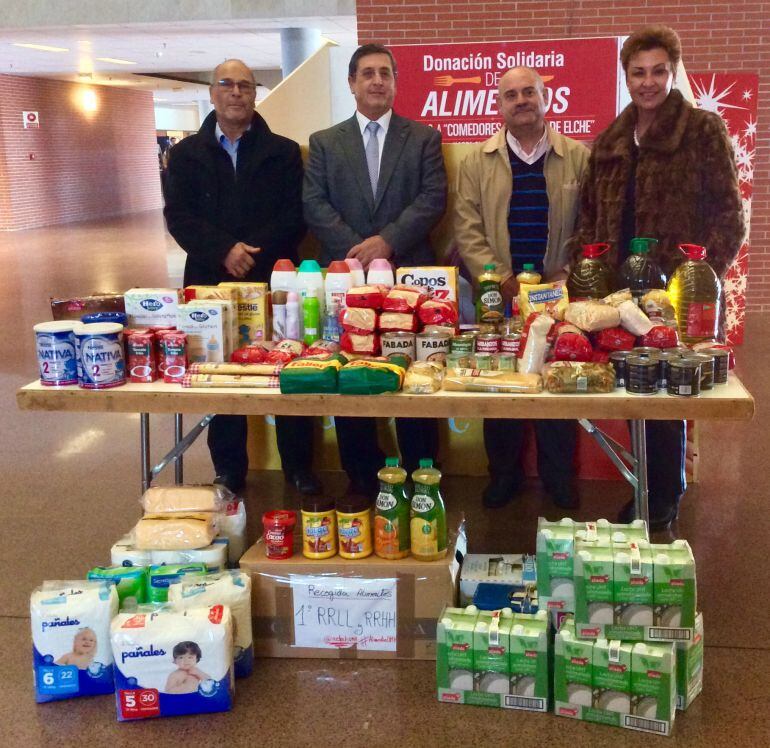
[365,120,380,197]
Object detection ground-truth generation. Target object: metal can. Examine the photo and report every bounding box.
[501,333,522,355]
[700,347,730,384]
[655,350,676,391]
[445,352,470,369]
[631,346,661,359]
[684,353,714,391]
[608,351,629,389]
[667,358,701,397]
[497,354,517,371]
[472,353,493,370]
[34,321,79,386]
[450,334,475,353]
[625,355,658,396]
[478,323,499,335]
[76,322,126,389]
[476,333,502,353]
[416,331,451,363]
[381,331,416,362]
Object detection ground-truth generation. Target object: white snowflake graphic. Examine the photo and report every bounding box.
[742,89,753,100]
[744,118,757,139]
[691,75,748,117]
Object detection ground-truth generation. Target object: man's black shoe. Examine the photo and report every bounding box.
[213,473,246,494]
[618,496,682,531]
[547,484,580,511]
[482,476,522,509]
[286,469,323,496]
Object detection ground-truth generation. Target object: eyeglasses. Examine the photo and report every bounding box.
[215,79,256,93]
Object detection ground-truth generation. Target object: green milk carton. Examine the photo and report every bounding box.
[592,638,633,714]
[507,610,549,712]
[473,609,514,696]
[596,518,649,543]
[437,606,479,701]
[676,612,704,710]
[630,642,676,733]
[610,538,654,639]
[574,541,614,638]
[536,518,581,611]
[574,520,611,545]
[554,620,594,717]
[652,540,697,632]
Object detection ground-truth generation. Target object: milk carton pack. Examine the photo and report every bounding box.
[459,553,535,605]
[554,620,593,711]
[508,610,549,711]
[176,303,228,363]
[536,518,581,613]
[473,609,513,696]
[219,282,270,345]
[437,606,477,696]
[188,298,235,359]
[676,612,703,710]
[124,288,181,328]
[395,266,459,301]
[574,541,614,633]
[630,642,676,731]
[652,540,697,631]
[168,571,253,678]
[111,605,234,720]
[612,539,654,634]
[592,638,633,713]
[31,580,119,702]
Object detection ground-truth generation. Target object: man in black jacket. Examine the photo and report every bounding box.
[164,58,320,495]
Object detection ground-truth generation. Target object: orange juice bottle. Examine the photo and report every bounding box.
[410,459,448,562]
[375,458,410,560]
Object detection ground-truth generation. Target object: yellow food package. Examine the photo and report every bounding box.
[518,282,569,321]
[219,282,270,346]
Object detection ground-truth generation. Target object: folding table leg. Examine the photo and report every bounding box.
[174,413,184,485]
[629,419,650,526]
[140,412,151,494]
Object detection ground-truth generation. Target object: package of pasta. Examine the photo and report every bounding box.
[279,355,345,394]
[640,289,677,327]
[518,282,569,320]
[382,284,429,312]
[231,345,268,364]
[340,331,380,355]
[442,368,543,393]
[542,361,616,394]
[403,361,444,394]
[618,299,654,335]
[564,301,621,332]
[183,374,278,388]
[552,329,593,362]
[594,326,636,351]
[346,285,387,309]
[518,313,554,374]
[305,339,341,356]
[338,358,405,395]
[379,311,418,333]
[133,513,218,550]
[418,299,458,327]
[141,485,232,514]
[340,306,378,334]
[189,362,281,376]
[265,339,306,365]
[592,350,611,364]
[602,288,633,307]
[638,325,679,349]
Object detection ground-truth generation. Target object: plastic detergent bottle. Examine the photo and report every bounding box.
[618,237,666,301]
[296,259,325,330]
[375,458,411,560]
[410,459,448,562]
[366,258,395,288]
[325,260,352,311]
[476,263,505,324]
[345,257,366,287]
[285,291,301,341]
[516,263,542,285]
[302,289,320,345]
[667,243,722,344]
[270,258,296,293]
[567,243,615,301]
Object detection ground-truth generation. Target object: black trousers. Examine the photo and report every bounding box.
[643,420,686,508]
[335,416,439,484]
[483,418,577,492]
[207,414,314,478]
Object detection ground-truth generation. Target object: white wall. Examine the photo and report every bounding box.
[154,105,201,132]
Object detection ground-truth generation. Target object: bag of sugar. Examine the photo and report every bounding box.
[31,580,119,702]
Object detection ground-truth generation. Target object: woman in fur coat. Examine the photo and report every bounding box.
[573,25,744,531]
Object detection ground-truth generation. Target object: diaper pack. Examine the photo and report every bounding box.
[31,580,119,702]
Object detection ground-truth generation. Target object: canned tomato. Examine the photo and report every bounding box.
[476,333,501,353]
[381,331,416,362]
[34,321,79,386]
[416,331,451,363]
[77,322,126,389]
[501,333,522,355]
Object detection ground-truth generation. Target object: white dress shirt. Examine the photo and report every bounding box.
[506,126,549,165]
[355,109,392,170]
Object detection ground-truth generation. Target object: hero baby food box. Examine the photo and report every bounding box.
[124,288,181,328]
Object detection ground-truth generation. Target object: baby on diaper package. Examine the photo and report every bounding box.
[111,604,234,720]
[167,571,253,679]
[31,580,119,702]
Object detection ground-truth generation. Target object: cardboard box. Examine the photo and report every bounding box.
[459,553,535,605]
[124,288,181,328]
[176,303,228,363]
[395,266,459,302]
[240,519,465,660]
[219,282,270,346]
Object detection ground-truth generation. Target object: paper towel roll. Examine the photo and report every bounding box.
[111,536,151,567]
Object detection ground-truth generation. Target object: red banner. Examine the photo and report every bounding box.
[390,38,622,143]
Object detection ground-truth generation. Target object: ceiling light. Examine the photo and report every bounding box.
[96,57,137,65]
[13,43,69,53]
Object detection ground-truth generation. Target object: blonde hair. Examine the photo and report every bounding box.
[620,25,681,72]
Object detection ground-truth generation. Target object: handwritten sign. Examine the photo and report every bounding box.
[290,575,398,651]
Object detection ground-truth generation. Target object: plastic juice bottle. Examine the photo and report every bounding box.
[410,459,448,561]
[476,263,505,324]
[618,237,667,301]
[667,243,722,344]
[516,263,542,285]
[375,458,411,560]
[302,289,320,345]
[567,243,615,300]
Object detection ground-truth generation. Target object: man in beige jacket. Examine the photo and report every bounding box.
[454,66,589,510]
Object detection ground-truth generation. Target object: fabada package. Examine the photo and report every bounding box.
[31,580,119,702]
[176,303,228,363]
[168,571,253,678]
[124,288,181,328]
[676,612,703,710]
[554,620,676,736]
[219,282,269,346]
[395,266,459,302]
[111,605,233,720]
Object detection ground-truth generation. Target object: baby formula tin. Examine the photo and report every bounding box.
[34,321,78,386]
[77,323,126,389]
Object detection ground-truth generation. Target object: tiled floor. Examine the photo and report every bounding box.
[2,212,768,746]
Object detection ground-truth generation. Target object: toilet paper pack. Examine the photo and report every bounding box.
[150,538,228,573]
[676,612,703,710]
[111,536,152,567]
[168,571,253,678]
[31,580,119,702]
[111,605,233,720]
[508,611,549,711]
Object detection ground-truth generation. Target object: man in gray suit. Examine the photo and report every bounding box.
[304,43,447,495]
